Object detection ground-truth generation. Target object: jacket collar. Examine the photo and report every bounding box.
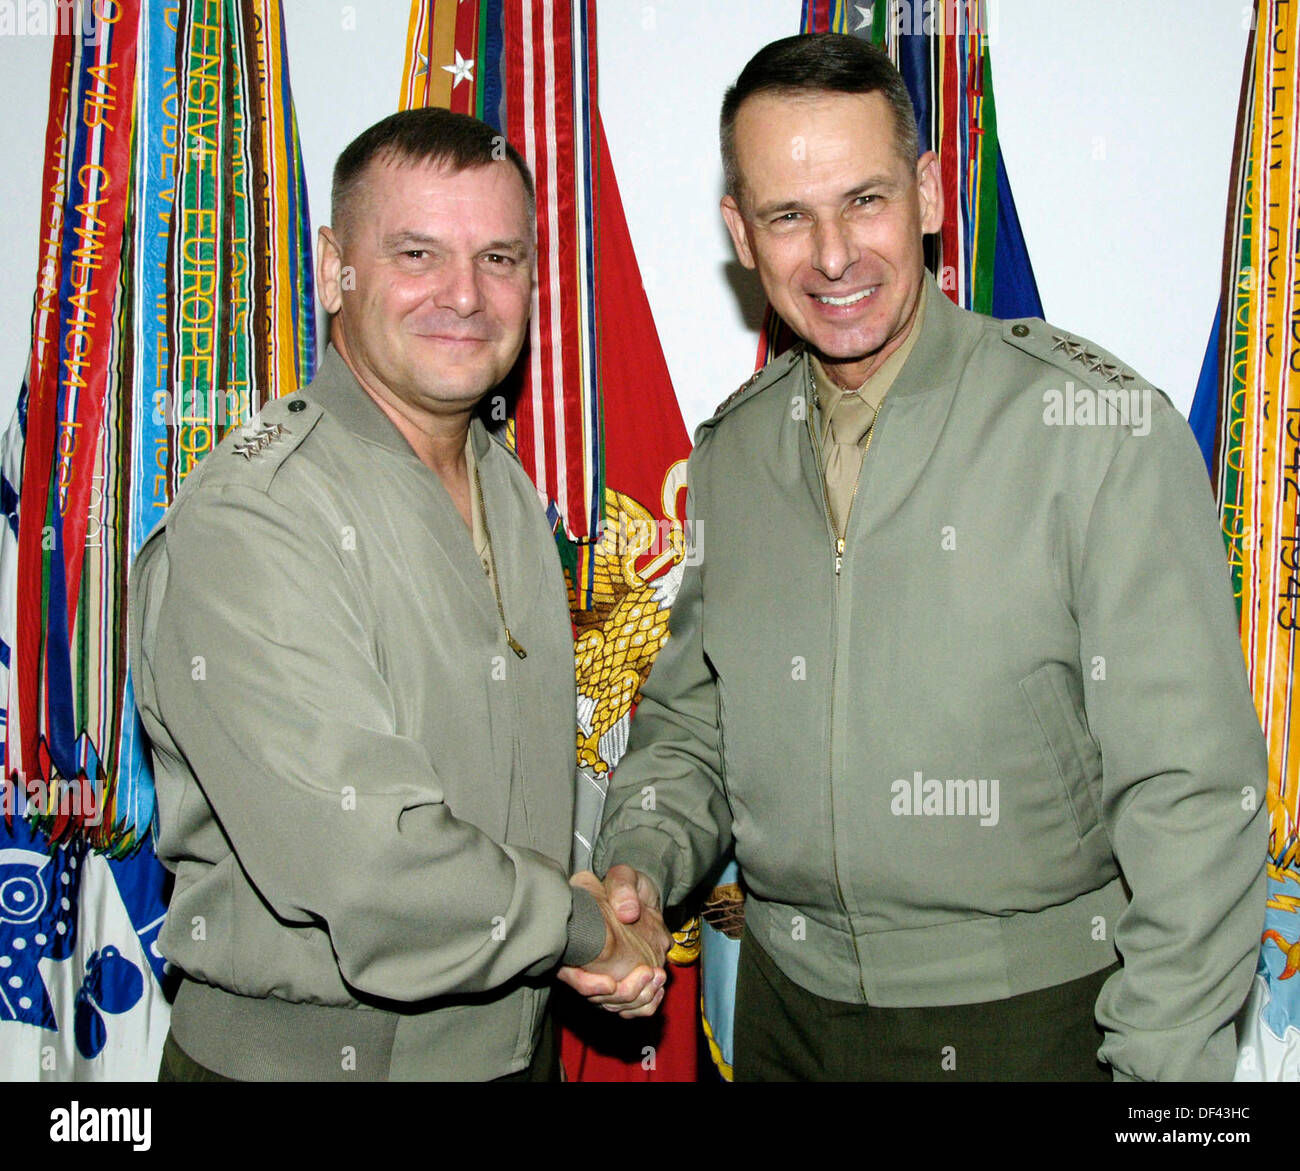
[877,268,982,399]
[300,344,493,463]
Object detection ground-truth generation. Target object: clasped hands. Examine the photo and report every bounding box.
[558,864,671,1018]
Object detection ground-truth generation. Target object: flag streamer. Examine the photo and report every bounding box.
[1204,0,1300,1080]
[0,0,315,1079]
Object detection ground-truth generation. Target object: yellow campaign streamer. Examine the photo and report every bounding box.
[1239,1,1300,873]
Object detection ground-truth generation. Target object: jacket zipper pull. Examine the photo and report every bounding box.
[835,536,845,576]
[505,630,527,659]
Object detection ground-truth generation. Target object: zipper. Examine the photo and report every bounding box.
[473,460,527,659]
[804,355,869,1001]
[473,453,533,842]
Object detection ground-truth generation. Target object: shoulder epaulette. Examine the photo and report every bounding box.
[704,344,805,428]
[1000,318,1155,392]
[198,392,324,495]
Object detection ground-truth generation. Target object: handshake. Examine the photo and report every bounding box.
[558,865,672,1018]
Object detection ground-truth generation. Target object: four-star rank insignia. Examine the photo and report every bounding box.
[710,343,805,420]
[1048,331,1137,387]
[1004,320,1148,391]
[231,421,287,460]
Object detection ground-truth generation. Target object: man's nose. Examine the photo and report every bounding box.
[434,257,485,316]
[811,217,858,281]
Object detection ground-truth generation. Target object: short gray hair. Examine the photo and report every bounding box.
[720,33,920,202]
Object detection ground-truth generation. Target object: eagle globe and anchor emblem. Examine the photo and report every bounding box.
[568,461,702,963]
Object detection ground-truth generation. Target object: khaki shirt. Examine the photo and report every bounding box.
[811,288,927,535]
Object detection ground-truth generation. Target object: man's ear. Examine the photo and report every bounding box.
[915,151,943,236]
[317,226,344,315]
[720,194,757,270]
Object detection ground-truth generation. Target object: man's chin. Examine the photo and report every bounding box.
[807,336,887,367]
[427,381,498,409]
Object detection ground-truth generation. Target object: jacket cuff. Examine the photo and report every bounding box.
[562,887,608,967]
[595,836,674,907]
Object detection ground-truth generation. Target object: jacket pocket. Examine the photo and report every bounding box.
[1018,662,1102,839]
[513,984,547,1069]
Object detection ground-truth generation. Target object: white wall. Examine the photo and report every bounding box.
[0,1,1250,435]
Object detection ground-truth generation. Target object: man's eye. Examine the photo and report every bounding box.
[403,249,428,260]
[772,212,803,225]
[854,194,879,207]
[483,253,518,266]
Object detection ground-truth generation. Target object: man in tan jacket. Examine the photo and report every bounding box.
[131,107,668,1081]
[568,34,1267,1081]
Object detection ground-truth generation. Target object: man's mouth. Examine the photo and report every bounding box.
[813,288,875,306]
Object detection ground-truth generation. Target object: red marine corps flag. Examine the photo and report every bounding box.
[556,117,699,1081]
[398,0,700,1080]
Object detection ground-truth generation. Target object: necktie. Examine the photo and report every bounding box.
[824,389,876,536]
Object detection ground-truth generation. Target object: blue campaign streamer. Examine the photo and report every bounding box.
[128,0,176,564]
[117,0,177,843]
[1257,871,1300,1042]
[700,857,741,1077]
[43,483,75,779]
[483,0,505,132]
[1188,306,1222,476]
[990,149,1044,321]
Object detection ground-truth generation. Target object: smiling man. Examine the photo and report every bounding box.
[579,34,1268,1081]
[129,108,668,1082]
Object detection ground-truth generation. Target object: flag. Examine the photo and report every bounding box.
[1192,0,1300,1083]
[0,0,315,1079]
[555,117,699,1081]
[704,0,1045,1080]
[399,0,700,1081]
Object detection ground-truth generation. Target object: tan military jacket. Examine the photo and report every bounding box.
[129,348,580,1080]
[596,272,1267,1081]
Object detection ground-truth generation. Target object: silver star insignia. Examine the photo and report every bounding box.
[442,50,474,88]
[231,421,287,460]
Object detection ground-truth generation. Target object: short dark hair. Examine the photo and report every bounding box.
[720,33,920,201]
[331,107,535,241]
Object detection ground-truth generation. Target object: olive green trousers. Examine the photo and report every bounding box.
[734,928,1115,1082]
